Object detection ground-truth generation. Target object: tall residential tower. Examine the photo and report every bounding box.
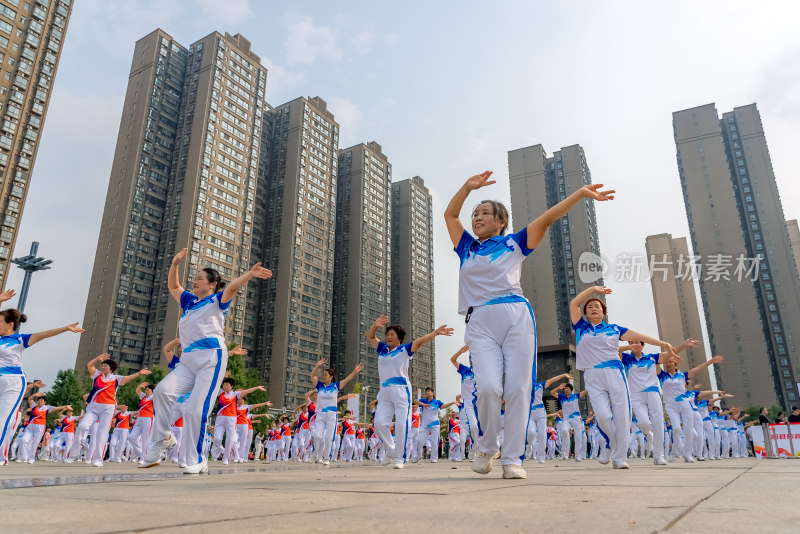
[77,30,268,371]
[673,103,800,407]
[391,176,435,389]
[331,142,392,393]
[508,144,603,347]
[0,0,73,287]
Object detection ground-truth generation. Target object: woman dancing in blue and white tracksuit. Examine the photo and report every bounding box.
[309,358,363,465]
[445,171,614,479]
[570,286,676,469]
[142,247,272,473]
[0,289,83,466]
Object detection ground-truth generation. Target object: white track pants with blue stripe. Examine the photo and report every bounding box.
[665,400,695,460]
[584,366,631,464]
[151,347,227,467]
[465,301,536,466]
[313,411,337,460]
[0,373,26,464]
[374,385,412,462]
[631,390,665,458]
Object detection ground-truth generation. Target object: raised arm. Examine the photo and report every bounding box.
[120,368,151,387]
[25,380,45,392]
[450,345,469,370]
[240,385,267,397]
[168,248,188,303]
[544,373,571,389]
[411,324,454,353]
[696,390,726,400]
[310,358,325,388]
[441,400,457,410]
[620,328,674,351]
[162,338,181,360]
[28,323,84,347]
[527,184,614,250]
[549,383,566,398]
[339,363,364,390]
[367,316,387,349]
[87,353,108,376]
[221,262,272,304]
[444,171,495,247]
[250,401,273,411]
[687,355,724,379]
[570,286,611,325]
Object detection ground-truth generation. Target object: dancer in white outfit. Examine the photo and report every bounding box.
[1,293,84,467]
[367,315,452,468]
[658,355,724,463]
[445,171,614,479]
[309,358,364,465]
[526,373,571,462]
[619,339,691,465]
[550,383,588,461]
[570,286,676,469]
[141,248,272,474]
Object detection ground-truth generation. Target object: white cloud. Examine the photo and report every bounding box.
[283,13,342,65]
[261,57,309,104]
[196,0,254,28]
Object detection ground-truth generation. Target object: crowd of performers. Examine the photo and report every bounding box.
[0,172,757,476]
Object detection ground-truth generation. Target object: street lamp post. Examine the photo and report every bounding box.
[362,385,370,423]
[11,241,53,313]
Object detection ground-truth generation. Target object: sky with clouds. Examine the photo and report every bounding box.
[5,1,800,403]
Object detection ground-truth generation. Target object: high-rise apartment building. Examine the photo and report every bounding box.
[645,233,711,386]
[0,0,73,288]
[508,144,603,347]
[673,103,800,407]
[77,30,267,371]
[331,142,392,393]
[391,176,435,389]
[256,96,339,408]
[787,220,800,278]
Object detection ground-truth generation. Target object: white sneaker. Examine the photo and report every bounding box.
[222,458,229,465]
[431,459,438,463]
[410,457,419,463]
[575,457,583,463]
[322,459,330,466]
[612,461,630,469]
[380,456,392,466]
[538,459,545,464]
[598,447,612,465]
[697,457,706,462]
[471,450,500,475]
[393,460,404,469]
[654,456,668,465]
[684,456,695,463]
[27,459,34,464]
[179,463,187,468]
[502,464,527,479]
[183,460,208,475]
[92,461,103,467]
[64,458,75,464]
[140,432,178,468]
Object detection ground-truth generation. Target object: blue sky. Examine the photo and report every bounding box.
[5,0,800,404]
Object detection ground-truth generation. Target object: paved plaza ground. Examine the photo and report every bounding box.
[1,457,797,533]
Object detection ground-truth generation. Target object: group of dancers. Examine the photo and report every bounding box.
[1,171,751,476]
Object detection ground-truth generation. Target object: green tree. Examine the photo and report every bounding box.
[45,369,86,428]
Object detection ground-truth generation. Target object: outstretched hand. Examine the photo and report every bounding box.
[373,315,389,329]
[435,325,454,337]
[581,184,615,202]
[249,262,272,280]
[0,288,15,302]
[172,248,188,265]
[464,171,495,191]
[592,286,612,295]
[67,323,85,333]
[710,355,724,364]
